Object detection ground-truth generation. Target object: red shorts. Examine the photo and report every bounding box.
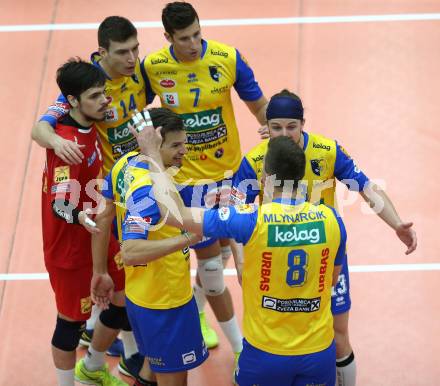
[47,234,125,321]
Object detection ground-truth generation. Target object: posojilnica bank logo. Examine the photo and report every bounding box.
[268,222,326,247]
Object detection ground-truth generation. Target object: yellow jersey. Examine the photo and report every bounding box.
[202,200,346,355]
[232,132,369,206]
[144,39,263,184]
[121,159,192,309]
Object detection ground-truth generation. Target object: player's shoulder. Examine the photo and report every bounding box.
[306,131,337,153]
[245,139,269,163]
[145,45,172,65]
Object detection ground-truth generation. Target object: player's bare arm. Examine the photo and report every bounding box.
[122,232,201,265]
[90,197,115,308]
[360,182,417,255]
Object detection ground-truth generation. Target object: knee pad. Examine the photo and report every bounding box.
[99,303,129,330]
[51,317,85,351]
[221,245,232,267]
[197,255,225,296]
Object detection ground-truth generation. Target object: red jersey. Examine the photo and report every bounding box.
[42,115,103,269]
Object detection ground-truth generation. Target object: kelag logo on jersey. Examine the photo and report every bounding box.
[181,107,223,131]
[108,123,132,144]
[268,222,326,246]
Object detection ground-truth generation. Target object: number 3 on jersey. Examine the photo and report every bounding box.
[286,249,308,286]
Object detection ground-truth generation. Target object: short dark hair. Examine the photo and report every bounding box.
[272,89,302,102]
[56,58,106,101]
[162,2,199,35]
[98,16,137,50]
[148,108,185,140]
[264,136,305,188]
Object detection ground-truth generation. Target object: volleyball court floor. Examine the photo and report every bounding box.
[0,1,439,385]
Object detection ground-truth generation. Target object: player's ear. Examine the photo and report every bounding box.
[98,46,107,58]
[67,95,78,108]
[164,32,172,44]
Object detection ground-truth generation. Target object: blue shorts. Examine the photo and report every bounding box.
[331,254,351,315]
[126,296,208,373]
[178,178,233,249]
[235,339,336,386]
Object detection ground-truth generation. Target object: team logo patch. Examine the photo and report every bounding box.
[214,147,224,158]
[54,166,70,183]
[209,66,221,82]
[162,92,179,107]
[218,207,230,221]
[160,79,176,88]
[182,351,196,365]
[80,296,92,314]
[310,158,328,177]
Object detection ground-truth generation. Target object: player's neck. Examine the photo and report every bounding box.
[69,110,93,128]
[100,58,124,79]
[272,188,300,202]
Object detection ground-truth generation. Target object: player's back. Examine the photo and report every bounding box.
[241,200,345,356]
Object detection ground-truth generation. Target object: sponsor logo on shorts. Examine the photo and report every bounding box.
[214,147,224,158]
[262,295,321,313]
[54,166,70,183]
[80,296,92,314]
[268,222,326,247]
[182,350,197,365]
[218,207,230,221]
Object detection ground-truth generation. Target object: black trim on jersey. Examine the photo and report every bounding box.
[51,199,80,224]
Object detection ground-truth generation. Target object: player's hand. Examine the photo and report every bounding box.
[79,209,100,234]
[236,263,243,287]
[53,136,85,164]
[187,232,203,245]
[91,273,114,309]
[129,109,162,156]
[395,222,417,255]
[258,125,269,139]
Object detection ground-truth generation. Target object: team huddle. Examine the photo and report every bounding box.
[33,2,418,386]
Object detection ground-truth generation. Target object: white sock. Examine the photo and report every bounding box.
[120,330,138,358]
[55,368,74,386]
[83,346,105,371]
[336,352,356,386]
[86,305,101,330]
[193,282,207,313]
[221,246,232,267]
[218,315,243,353]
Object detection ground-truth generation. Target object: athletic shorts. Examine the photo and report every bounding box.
[126,296,208,373]
[178,178,233,249]
[46,235,125,321]
[235,339,336,386]
[331,253,351,315]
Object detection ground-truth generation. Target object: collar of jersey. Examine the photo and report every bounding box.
[272,197,306,206]
[127,155,150,170]
[169,39,208,63]
[62,114,93,133]
[302,131,309,150]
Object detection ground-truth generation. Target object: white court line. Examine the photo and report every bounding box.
[1,13,440,32]
[0,264,439,281]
